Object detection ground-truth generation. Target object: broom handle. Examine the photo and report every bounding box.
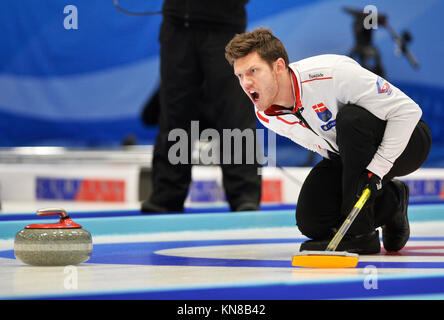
[326,188,371,252]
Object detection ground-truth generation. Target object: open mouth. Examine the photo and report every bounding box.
[249,90,260,102]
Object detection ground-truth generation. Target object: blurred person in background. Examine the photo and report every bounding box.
[141,0,262,213]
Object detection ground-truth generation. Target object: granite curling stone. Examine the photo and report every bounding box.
[14,208,93,266]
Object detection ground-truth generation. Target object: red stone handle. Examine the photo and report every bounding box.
[25,208,82,229]
[37,208,69,219]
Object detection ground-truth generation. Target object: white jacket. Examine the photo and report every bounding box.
[256,54,422,179]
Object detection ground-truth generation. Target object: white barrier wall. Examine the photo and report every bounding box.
[0,164,140,203]
[187,166,444,205]
[0,164,442,205]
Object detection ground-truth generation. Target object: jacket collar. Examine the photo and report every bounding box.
[263,68,302,116]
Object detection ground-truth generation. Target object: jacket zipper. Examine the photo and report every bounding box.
[293,108,339,154]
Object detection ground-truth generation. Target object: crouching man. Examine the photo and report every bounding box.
[225,28,431,254]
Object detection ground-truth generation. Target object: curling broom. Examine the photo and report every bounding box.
[292,188,371,268]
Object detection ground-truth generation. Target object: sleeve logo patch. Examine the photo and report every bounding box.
[376,76,392,95]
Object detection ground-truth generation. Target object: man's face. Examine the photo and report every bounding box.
[233,51,280,111]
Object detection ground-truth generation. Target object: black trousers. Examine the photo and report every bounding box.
[296,104,432,239]
[149,20,262,211]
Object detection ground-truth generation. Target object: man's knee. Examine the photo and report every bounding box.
[336,104,367,135]
[296,207,335,240]
[336,104,386,147]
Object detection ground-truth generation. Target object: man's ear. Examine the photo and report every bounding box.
[273,57,287,74]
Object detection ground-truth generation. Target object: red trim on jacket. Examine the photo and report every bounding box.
[276,116,306,127]
[256,110,269,123]
[290,69,302,112]
[263,105,292,116]
[301,77,333,84]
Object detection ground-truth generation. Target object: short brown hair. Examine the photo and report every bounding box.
[225,27,289,67]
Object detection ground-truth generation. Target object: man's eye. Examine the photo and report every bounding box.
[251,69,256,73]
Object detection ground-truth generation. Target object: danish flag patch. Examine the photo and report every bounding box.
[312,103,332,122]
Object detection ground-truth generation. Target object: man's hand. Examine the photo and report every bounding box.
[357,170,382,201]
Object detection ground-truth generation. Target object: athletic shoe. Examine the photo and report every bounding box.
[299,230,381,254]
[382,179,410,252]
[140,200,168,213]
[234,202,259,211]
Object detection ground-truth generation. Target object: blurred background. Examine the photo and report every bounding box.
[0,0,443,209]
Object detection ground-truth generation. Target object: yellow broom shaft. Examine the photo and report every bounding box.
[326,188,371,251]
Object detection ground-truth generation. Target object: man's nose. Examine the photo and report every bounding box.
[241,76,253,89]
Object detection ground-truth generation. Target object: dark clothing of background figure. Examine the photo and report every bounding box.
[146,0,262,212]
[141,86,160,126]
[161,0,248,31]
[296,104,432,239]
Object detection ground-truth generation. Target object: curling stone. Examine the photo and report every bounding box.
[14,208,93,266]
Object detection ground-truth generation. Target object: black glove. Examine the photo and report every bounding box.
[357,170,382,202]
